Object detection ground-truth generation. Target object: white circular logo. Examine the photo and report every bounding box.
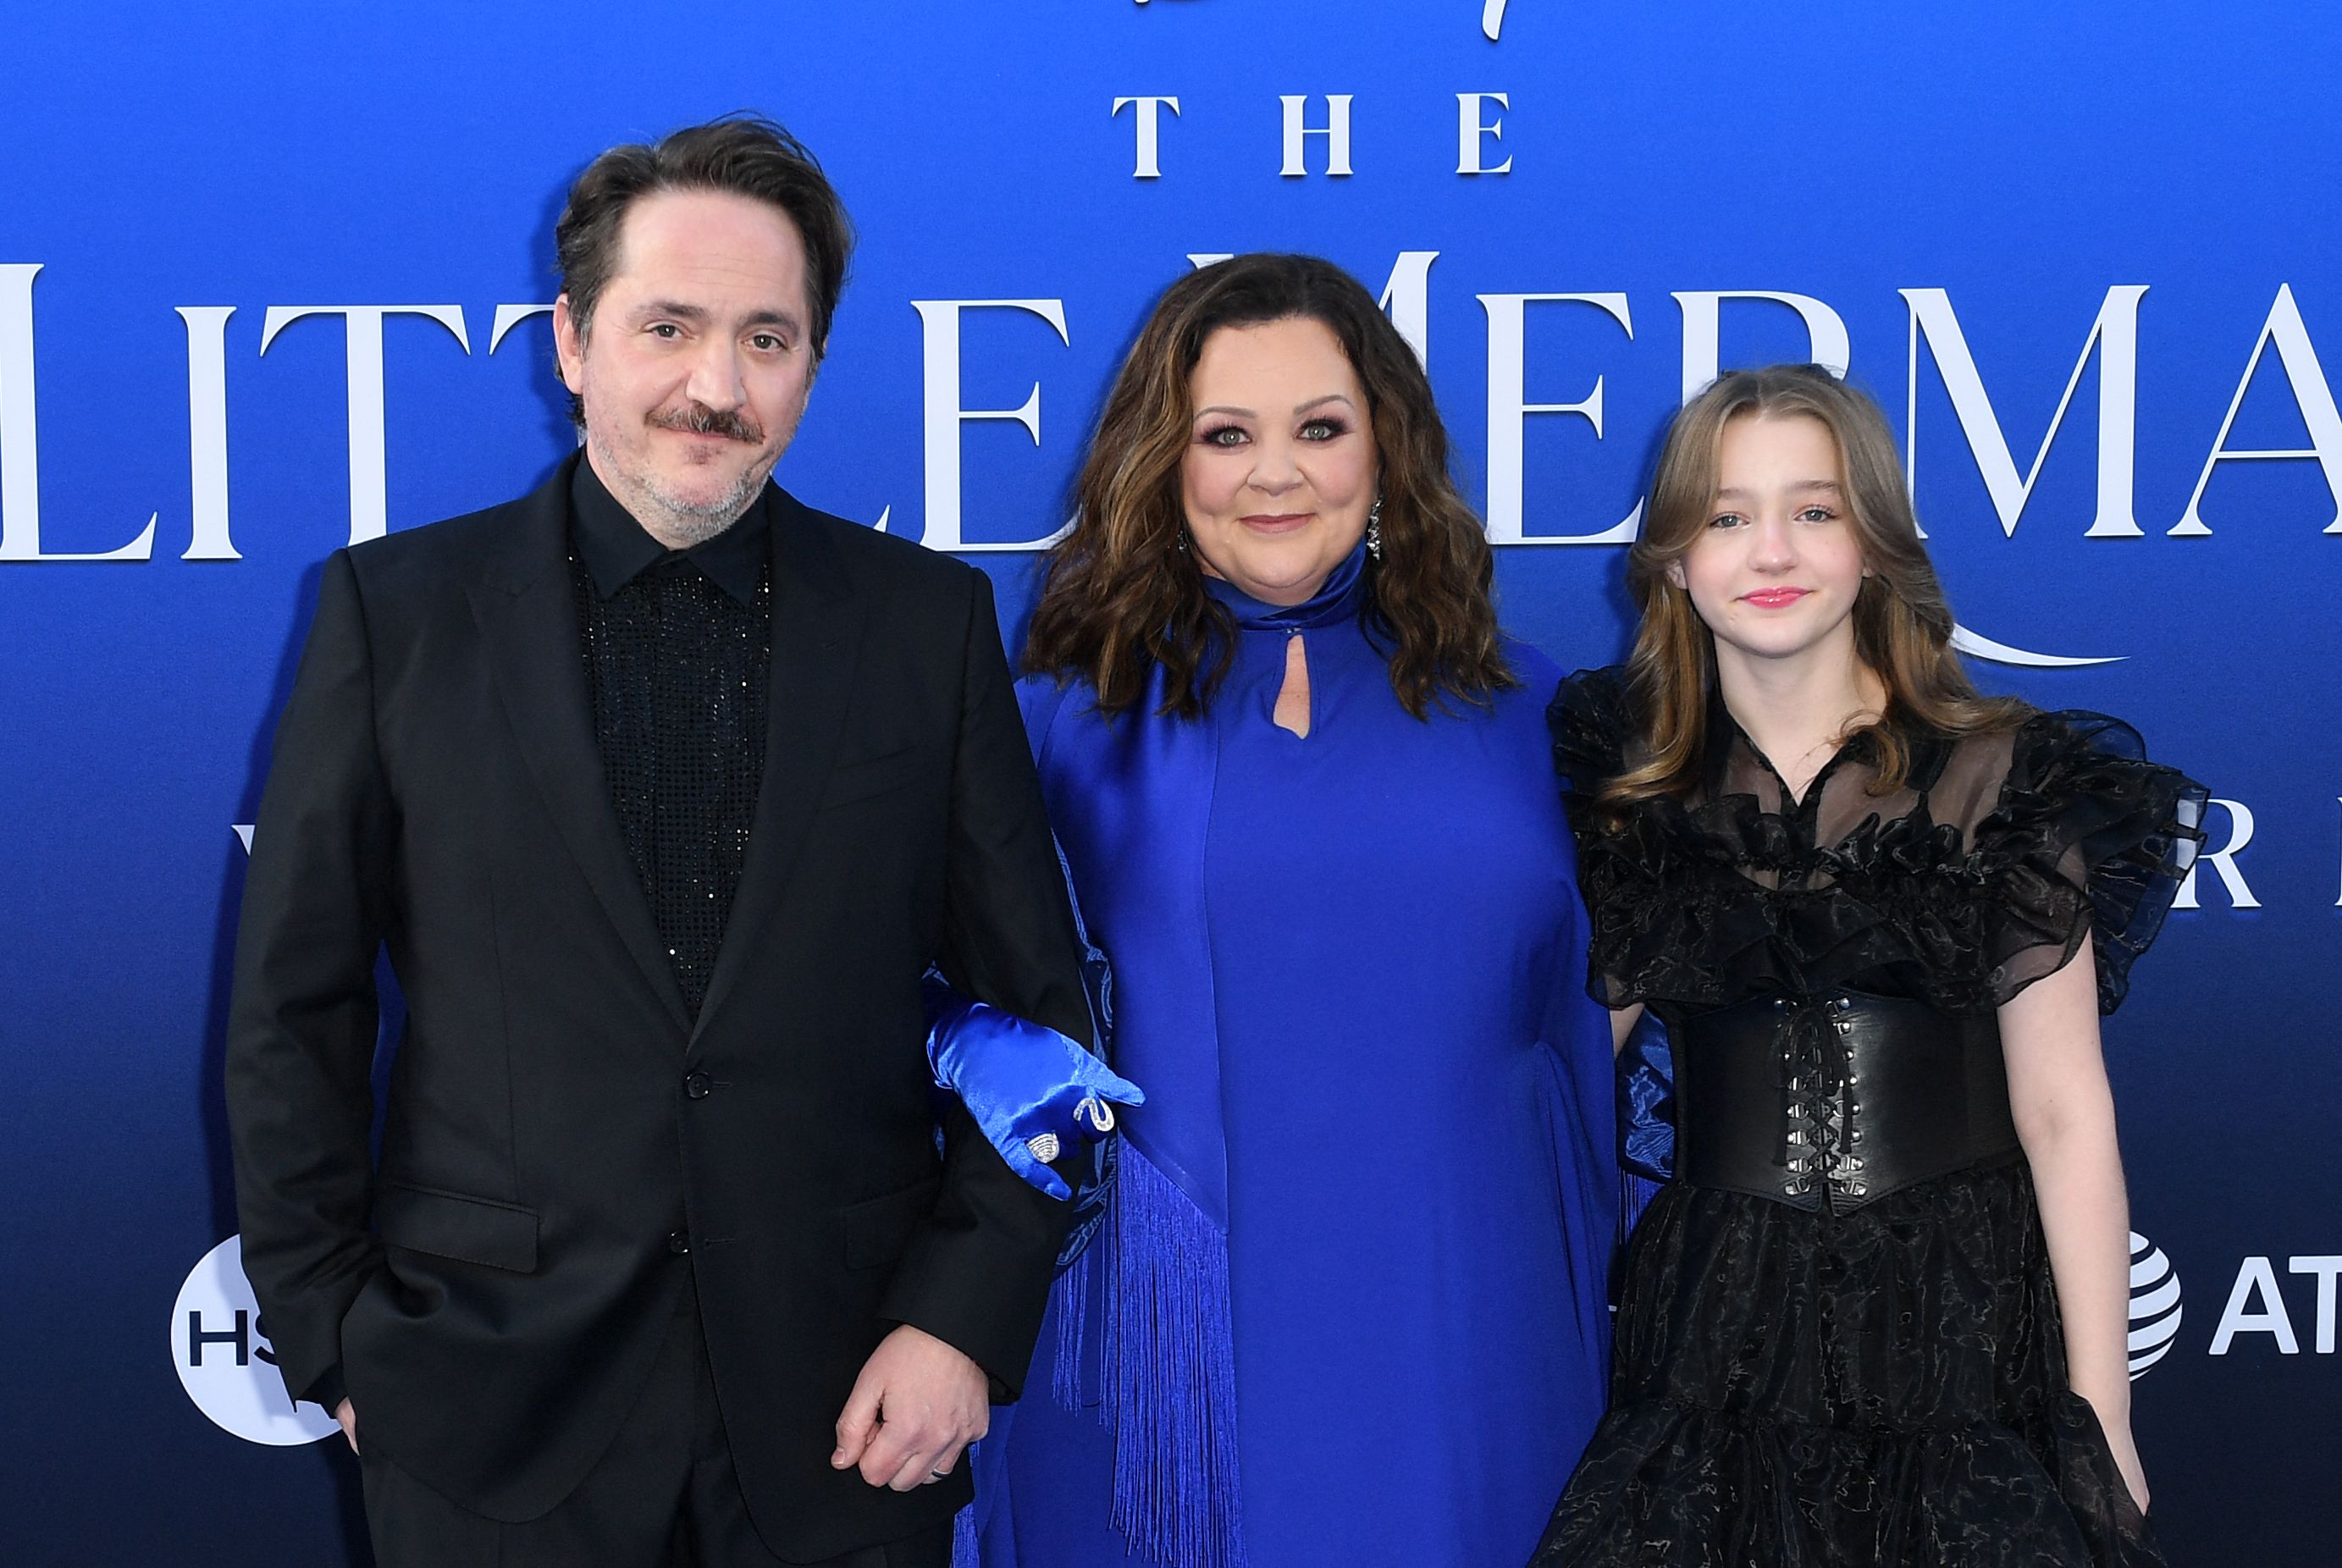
[171,1235,339,1444]
[2127,1230,2183,1378]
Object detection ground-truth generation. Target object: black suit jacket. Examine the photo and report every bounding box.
[225,455,1089,1557]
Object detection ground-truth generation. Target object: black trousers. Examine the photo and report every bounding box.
[360,1278,951,1568]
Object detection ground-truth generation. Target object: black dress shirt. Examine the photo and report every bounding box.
[569,461,772,1019]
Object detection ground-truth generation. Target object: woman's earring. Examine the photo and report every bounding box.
[1365,495,1384,562]
[1174,529,1190,554]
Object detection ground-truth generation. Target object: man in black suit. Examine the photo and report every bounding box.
[225,116,1090,1567]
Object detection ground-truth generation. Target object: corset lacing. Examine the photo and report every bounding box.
[1775,994,1866,1206]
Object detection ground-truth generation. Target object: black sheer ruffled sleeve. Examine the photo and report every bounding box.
[1971,710,2206,1014]
[1548,665,1634,805]
[1547,665,1693,1010]
[1550,674,2202,1019]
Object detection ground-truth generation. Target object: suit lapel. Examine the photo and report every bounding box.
[466,456,693,1032]
[691,489,866,1038]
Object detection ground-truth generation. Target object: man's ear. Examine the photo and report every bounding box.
[553,295,587,395]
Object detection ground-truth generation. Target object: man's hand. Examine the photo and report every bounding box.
[830,1325,989,1491]
[334,1398,358,1455]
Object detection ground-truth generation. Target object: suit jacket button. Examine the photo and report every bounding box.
[684,1072,713,1100]
[668,1230,691,1255]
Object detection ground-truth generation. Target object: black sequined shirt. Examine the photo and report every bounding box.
[569,461,772,1020]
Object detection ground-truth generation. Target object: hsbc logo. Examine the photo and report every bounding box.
[171,1234,337,1446]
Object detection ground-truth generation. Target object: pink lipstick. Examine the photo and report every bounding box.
[1740,588,1811,609]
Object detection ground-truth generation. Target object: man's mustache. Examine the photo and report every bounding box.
[649,403,765,443]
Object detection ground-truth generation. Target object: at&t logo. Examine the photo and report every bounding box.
[171,1234,337,1445]
[2127,1231,2183,1378]
[2122,1228,2342,1371]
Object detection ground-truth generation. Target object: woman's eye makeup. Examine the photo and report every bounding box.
[1198,423,1249,446]
[1299,417,1349,440]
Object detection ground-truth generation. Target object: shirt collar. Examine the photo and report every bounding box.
[570,457,771,607]
[1704,676,1910,798]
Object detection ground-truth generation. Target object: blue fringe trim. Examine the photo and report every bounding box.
[1620,1169,1660,1237]
[1093,1146,1246,1568]
[951,1501,980,1568]
[1617,1168,1665,1278]
[1051,1227,1092,1411]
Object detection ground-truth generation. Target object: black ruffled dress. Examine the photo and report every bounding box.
[1528,667,2204,1568]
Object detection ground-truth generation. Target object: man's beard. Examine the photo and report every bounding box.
[638,458,771,548]
[596,401,787,548]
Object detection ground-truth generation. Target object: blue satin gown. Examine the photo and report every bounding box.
[980,558,1615,1568]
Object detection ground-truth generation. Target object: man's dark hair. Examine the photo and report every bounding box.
[555,113,854,413]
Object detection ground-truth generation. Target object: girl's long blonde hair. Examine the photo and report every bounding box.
[1610,364,2026,804]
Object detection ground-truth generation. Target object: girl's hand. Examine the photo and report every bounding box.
[2100,1412,2151,1516]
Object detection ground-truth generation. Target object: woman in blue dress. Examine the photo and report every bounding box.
[969,254,1616,1568]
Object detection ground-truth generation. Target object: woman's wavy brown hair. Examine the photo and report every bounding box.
[1610,364,2027,803]
[1024,252,1514,720]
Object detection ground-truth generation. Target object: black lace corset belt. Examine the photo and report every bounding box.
[1672,990,2021,1214]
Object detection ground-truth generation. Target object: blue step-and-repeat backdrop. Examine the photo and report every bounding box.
[2,3,2335,1563]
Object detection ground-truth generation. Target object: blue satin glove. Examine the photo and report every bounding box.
[922,970,1145,1202]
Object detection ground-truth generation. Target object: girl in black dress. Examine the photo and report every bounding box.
[1531,366,2200,1566]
